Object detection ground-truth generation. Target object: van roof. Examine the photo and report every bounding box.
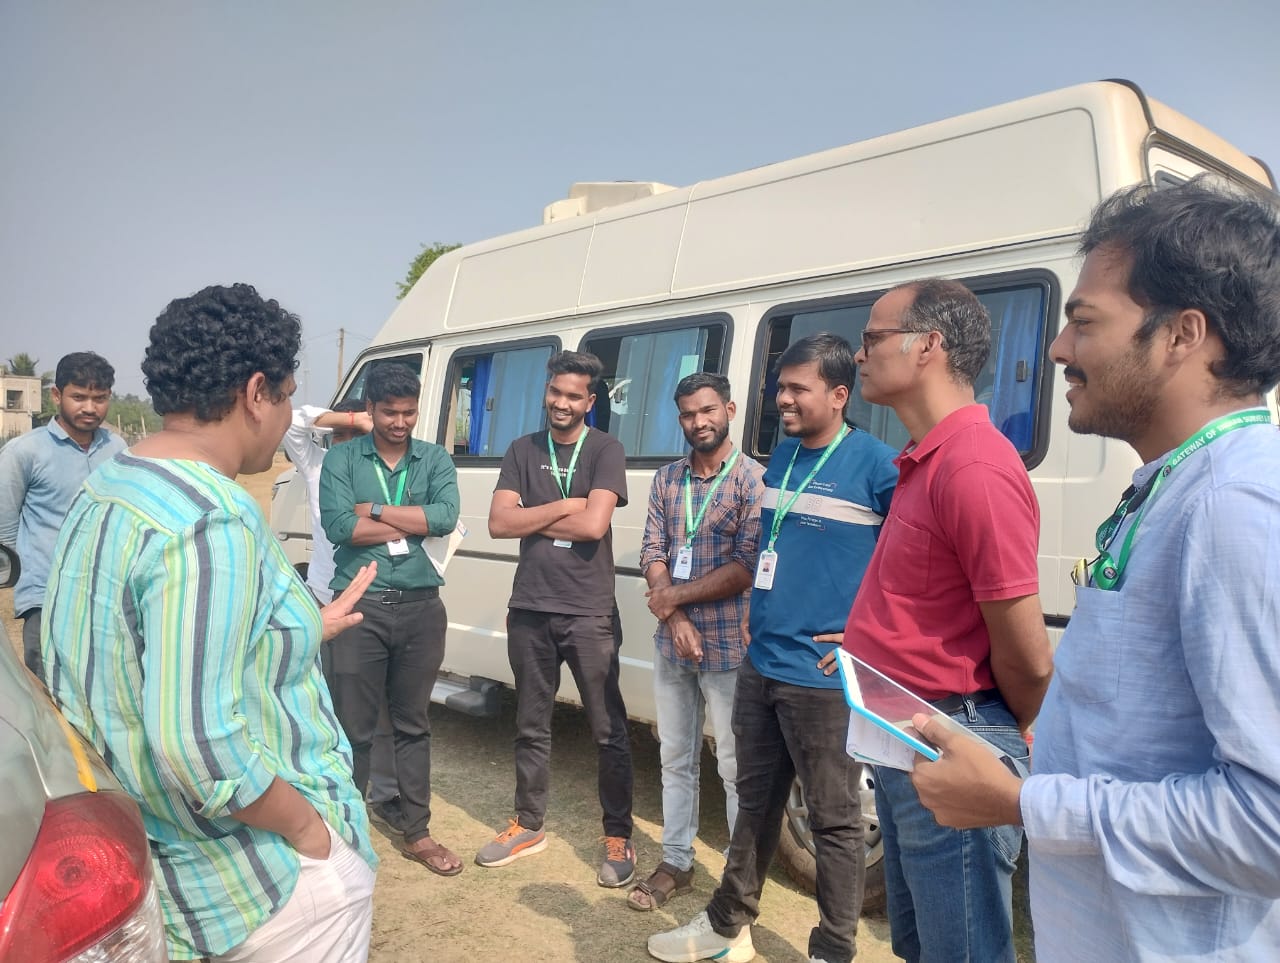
[378,80,1274,344]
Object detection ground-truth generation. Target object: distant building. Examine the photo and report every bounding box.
[1,373,42,439]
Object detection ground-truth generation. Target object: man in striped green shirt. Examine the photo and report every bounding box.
[43,284,378,962]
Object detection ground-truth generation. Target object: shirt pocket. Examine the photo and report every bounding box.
[706,497,739,538]
[877,517,932,597]
[1053,586,1124,705]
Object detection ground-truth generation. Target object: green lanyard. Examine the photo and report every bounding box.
[767,425,850,551]
[683,449,740,547]
[374,461,407,507]
[547,429,587,499]
[1087,408,1270,589]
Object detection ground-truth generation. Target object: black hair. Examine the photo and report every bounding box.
[1080,177,1280,397]
[674,371,731,405]
[55,351,115,391]
[776,333,856,411]
[546,350,604,383]
[365,363,421,404]
[333,398,367,414]
[895,278,992,384]
[142,283,300,421]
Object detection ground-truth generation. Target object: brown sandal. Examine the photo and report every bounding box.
[401,835,464,877]
[627,861,693,911]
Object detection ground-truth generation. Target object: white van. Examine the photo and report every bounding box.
[271,79,1276,904]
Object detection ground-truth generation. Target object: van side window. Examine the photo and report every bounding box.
[444,344,555,456]
[582,318,728,458]
[754,281,1050,461]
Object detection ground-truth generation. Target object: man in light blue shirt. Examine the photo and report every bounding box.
[0,351,125,675]
[909,178,1280,961]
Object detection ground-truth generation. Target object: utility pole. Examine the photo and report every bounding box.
[336,327,345,386]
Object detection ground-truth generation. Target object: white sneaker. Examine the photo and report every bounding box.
[647,911,755,962]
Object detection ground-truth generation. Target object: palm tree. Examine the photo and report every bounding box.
[4,353,39,376]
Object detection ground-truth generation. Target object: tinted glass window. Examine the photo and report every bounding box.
[444,344,555,456]
[754,283,1048,458]
[582,320,727,458]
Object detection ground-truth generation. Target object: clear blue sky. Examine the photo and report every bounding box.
[3,0,1277,403]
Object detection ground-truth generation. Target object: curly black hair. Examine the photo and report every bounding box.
[142,284,301,421]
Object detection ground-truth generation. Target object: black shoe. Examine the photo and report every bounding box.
[368,796,407,836]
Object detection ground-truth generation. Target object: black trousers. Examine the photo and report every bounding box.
[507,607,633,838]
[707,658,864,963]
[20,607,42,678]
[326,594,446,845]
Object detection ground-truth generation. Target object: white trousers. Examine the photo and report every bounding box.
[214,823,376,963]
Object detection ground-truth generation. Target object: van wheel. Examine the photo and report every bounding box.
[777,771,886,914]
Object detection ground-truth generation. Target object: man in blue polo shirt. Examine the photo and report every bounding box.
[649,333,898,963]
[0,351,125,676]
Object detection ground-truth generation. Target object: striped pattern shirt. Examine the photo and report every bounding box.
[43,454,375,960]
[640,448,766,671]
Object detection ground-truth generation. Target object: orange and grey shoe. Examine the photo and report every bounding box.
[475,818,548,867]
[597,835,636,888]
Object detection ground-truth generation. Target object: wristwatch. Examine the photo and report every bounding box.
[370,503,384,522]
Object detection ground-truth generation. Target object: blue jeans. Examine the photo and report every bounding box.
[707,659,863,963]
[875,697,1028,963]
[653,654,739,871]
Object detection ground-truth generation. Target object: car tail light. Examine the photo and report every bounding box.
[0,791,165,962]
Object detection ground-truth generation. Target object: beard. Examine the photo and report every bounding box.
[1065,343,1161,444]
[685,422,729,453]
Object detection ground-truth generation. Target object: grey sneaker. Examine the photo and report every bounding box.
[475,818,548,867]
[597,835,636,888]
[647,911,755,962]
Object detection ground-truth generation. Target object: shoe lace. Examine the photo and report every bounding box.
[497,818,526,842]
[603,835,631,861]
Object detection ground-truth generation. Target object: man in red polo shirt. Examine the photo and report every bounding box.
[827,278,1053,963]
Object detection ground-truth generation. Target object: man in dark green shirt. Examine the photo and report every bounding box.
[320,362,462,876]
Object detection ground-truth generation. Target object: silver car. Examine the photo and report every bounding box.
[0,544,166,961]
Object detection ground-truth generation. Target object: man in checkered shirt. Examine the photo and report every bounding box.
[630,372,765,913]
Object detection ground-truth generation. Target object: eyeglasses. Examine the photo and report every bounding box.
[859,327,922,353]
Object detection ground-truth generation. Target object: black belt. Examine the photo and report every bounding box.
[929,688,1001,714]
[366,587,439,604]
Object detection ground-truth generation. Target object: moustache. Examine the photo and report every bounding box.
[1063,366,1086,384]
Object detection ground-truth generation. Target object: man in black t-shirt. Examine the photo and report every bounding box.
[478,349,636,888]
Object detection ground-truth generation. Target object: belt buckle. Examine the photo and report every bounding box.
[379,589,402,605]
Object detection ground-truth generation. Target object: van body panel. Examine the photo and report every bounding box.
[280,81,1274,726]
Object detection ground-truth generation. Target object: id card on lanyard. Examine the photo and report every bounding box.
[375,461,409,555]
[673,449,740,580]
[755,427,849,590]
[549,429,587,548]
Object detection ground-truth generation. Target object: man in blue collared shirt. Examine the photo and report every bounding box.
[0,351,125,676]
[910,179,1280,961]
